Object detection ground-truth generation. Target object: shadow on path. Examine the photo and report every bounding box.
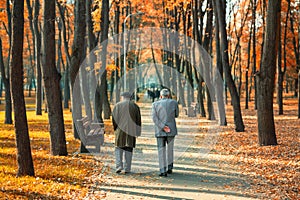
[86,104,259,199]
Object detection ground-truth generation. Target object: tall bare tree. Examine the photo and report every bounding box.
[202,0,216,121]
[209,0,227,125]
[298,71,300,119]
[101,0,112,120]
[0,38,12,124]
[213,0,245,132]
[0,0,13,124]
[277,0,290,115]
[111,0,121,103]
[26,0,42,115]
[42,0,67,155]
[95,0,111,123]
[192,0,206,117]
[56,1,71,110]
[289,1,300,118]
[69,0,86,139]
[245,15,253,110]
[10,0,34,176]
[256,0,280,146]
[251,0,258,109]
[34,0,42,115]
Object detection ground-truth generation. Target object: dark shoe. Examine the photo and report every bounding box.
[159,172,167,177]
[167,169,173,174]
[124,171,131,175]
[116,168,122,173]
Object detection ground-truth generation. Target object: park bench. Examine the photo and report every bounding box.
[76,116,104,153]
[184,102,198,117]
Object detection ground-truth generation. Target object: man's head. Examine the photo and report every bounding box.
[160,89,170,98]
[121,92,132,100]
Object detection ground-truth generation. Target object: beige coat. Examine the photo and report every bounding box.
[112,100,141,148]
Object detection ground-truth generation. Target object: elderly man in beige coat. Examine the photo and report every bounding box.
[112,92,141,174]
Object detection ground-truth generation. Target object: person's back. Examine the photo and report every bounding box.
[113,99,141,138]
[151,89,179,176]
[112,92,141,174]
[152,98,179,137]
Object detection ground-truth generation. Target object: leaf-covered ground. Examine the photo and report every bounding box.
[0,96,299,199]
[0,97,108,199]
[214,98,300,199]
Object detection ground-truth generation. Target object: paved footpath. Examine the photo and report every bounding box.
[84,104,260,200]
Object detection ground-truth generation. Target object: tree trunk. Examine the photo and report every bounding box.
[258,0,266,104]
[113,1,121,103]
[69,0,86,138]
[0,38,13,124]
[213,0,244,132]
[95,0,111,122]
[245,23,252,109]
[34,0,42,115]
[1,0,13,124]
[202,0,216,121]
[0,78,2,102]
[63,70,70,109]
[251,0,258,110]
[237,46,242,96]
[288,1,300,118]
[80,66,92,120]
[256,0,279,146]
[174,12,185,106]
[191,4,205,117]
[150,31,163,86]
[162,34,171,91]
[85,0,97,115]
[25,0,36,99]
[277,0,291,115]
[277,23,283,115]
[277,0,289,115]
[211,1,227,120]
[214,20,227,125]
[26,34,34,97]
[183,6,194,105]
[42,0,67,155]
[277,70,284,114]
[57,2,71,110]
[10,0,34,176]
[25,0,35,61]
[197,77,206,117]
[298,72,300,119]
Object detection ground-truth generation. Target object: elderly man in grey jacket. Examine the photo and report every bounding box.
[112,92,141,174]
[152,88,179,177]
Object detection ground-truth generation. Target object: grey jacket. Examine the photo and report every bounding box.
[152,98,179,137]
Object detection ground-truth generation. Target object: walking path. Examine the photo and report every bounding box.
[84,104,259,200]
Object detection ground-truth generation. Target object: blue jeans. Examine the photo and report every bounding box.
[156,136,175,173]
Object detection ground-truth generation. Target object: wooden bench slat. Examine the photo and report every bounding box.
[76,116,105,153]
